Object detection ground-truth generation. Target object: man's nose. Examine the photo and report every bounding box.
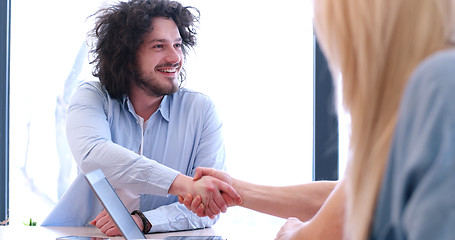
[166,47,181,63]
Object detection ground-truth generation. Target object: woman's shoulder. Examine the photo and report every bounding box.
[406,48,455,101]
[410,48,455,87]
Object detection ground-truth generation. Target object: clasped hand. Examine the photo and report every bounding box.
[178,167,242,218]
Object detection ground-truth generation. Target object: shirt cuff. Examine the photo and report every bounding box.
[143,204,217,233]
[143,204,188,232]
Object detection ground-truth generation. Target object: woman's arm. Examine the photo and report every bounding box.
[181,167,337,222]
[275,179,345,240]
[233,178,337,221]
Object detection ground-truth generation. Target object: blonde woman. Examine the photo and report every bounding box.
[181,0,455,239]
[312,0,455,239]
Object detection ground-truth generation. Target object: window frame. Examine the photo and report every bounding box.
[313,37,339,181]
[1,0,11,224]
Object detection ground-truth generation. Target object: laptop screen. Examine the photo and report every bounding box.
[85,169,146,240]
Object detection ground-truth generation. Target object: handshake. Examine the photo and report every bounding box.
[171,167,243,219]
[94,167,337,237]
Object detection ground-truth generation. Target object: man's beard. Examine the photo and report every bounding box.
[134,73,180,97]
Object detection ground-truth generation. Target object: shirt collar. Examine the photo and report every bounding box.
[122,94,171,122]
[159,94,170,121]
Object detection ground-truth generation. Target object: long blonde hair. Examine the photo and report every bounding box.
[313,0,455,239]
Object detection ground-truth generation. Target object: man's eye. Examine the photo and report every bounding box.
[175,43,182,48]
[153,44,164,49]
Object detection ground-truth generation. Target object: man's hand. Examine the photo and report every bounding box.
[90,209,143,236]
[193,167,233,185]
[178,167,242,218]
[169,171,241,219]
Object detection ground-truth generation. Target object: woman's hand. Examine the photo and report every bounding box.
[275,217,308,240]
[170,171,241,219]
[178,167,242,218]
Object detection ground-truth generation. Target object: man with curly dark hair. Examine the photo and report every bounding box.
[42,0,241,236]
[89,0,198,99]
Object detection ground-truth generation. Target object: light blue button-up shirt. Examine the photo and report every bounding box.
[370,49,455,240]
[42,81,225,232]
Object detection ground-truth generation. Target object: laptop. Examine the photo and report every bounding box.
[82,169,226,240]
[85,169,146,240]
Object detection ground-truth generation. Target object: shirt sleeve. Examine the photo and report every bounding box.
[387,52,455,240]
[66,82,180,196]
[191,95,227,173]
[143,95,226,233]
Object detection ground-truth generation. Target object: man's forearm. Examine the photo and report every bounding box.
[233,180,338,221]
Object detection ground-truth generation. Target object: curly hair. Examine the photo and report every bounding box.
[88,0,199,99]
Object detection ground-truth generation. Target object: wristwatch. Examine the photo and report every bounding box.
[131,210,152,233]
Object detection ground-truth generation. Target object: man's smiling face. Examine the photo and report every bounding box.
[135,17,184,97]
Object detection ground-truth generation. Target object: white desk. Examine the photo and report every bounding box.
[0,226,228,239]
[0,208,284,239]
[0,226,226,239]
[0,223,277,240]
